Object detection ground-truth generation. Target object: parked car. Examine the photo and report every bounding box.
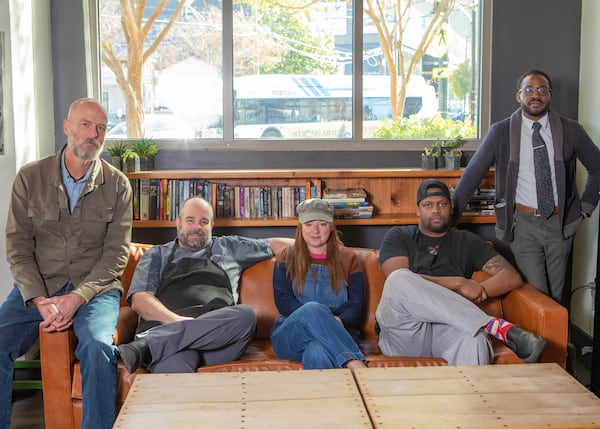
[105,115,196,139]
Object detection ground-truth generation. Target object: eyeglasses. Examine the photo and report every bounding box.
[519,86,552,96]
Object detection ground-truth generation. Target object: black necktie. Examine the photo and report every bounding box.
[532,122,555,218]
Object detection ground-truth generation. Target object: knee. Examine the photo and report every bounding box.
[383,269,417,295]
[234,304,257,333]
[296,301,329,317]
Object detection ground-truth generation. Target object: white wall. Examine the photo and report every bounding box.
[571,0,600,337]
[0,0,17,301]
[0,0,54,301]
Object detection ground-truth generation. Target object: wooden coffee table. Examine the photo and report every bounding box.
[113,369,372,429]
[354,363,600,428]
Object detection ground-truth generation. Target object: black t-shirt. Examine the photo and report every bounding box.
[379,225,497,278]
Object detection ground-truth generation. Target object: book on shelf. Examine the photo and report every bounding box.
[139,179,150,220]
[128,177,328,221]
[323,187,367,199]
[130,179,140,220]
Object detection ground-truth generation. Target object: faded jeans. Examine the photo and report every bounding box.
[0,283,119,429]
[271,301,366,369]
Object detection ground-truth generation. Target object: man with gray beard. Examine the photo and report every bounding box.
[0,98,132,429]
[118,196,293,373]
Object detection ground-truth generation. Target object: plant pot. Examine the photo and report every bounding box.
[123,157,140,173]
[421,155,437,170]
[139,156,155,171]
[443,154,462,170]
[110,156,123,171]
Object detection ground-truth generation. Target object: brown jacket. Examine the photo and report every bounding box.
[5,147,133,304]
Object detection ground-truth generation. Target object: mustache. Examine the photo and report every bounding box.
[84,138,101,147]
[185,229,206,237]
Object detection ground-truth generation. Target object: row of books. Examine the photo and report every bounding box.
[322,188,374,219]
[130,178,325,221]
[464,187,496,215]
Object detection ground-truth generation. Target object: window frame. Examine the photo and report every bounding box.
[86,0,491,153]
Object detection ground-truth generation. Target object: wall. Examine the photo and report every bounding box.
[0,0,54,300]
[0,0,15,301]
[571,0,600,337]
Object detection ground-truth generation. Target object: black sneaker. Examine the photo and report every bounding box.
[117,338,151,373]
[505,326,547,363]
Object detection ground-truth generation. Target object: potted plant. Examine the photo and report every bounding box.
[421,146,439,170]
[440,136,465,170]
[131,138,160,171]
[421,139,443,170]
[122,149,140,173]
[105,141,128,170]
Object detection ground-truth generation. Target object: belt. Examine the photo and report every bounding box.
[515,203,559,216]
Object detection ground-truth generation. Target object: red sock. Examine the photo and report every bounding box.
[484,318,515,342]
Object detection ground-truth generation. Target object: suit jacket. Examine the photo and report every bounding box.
[452,108,600,242]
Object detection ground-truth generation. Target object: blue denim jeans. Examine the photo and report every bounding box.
[271,301,366,369]
[0,283,120,429]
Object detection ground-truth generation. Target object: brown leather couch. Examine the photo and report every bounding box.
[39,243,568,429]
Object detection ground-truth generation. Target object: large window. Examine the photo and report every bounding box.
[97,0,487,148]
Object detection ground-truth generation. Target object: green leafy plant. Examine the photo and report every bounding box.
[121,149,138,161]
[374,114,475,140]
[439,136,465,156]
[105,140,129,157]
[131,138,160,159]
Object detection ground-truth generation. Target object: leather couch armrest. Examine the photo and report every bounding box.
[501,283,568,368]
[39,327,78,429]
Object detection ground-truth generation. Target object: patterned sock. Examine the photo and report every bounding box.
[484,318,515,342]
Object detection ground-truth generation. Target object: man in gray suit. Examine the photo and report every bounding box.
[452,69,600,305]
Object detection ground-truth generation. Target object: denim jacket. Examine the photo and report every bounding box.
[6,146,133,304]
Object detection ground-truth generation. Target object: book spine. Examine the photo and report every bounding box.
[139,179,150,221]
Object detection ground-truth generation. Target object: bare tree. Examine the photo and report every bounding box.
[364,0,456,119]
[101,0,187,137]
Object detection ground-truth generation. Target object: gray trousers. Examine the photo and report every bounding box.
[375,269,494,365]
[137,304,256,373]
[510,210,573,303]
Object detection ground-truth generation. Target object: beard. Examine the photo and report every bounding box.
[177,228,210,251]
[424,217,450,234]
[521,101,549,119]
[68,136,103,161]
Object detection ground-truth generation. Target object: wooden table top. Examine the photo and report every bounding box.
[113,369,372,429]
[353,363,600,429]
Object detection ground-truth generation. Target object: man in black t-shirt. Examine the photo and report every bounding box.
[375,179,546,365]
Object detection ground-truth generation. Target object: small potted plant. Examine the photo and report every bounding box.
[131,137,160,171]
[421,140,442,170]
[440,136,465,170]
[105,141,128,170]
[421,147,438,170]
[121,149,140,173]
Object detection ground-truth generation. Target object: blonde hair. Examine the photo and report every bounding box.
[277,223,346,295]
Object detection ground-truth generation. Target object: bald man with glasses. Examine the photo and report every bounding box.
[452,69,600,306]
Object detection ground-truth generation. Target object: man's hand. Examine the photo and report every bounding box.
[420,275,488,303]
[37,293,85,332]
[457,279,488,303]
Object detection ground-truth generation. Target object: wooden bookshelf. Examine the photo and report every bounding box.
[126,169,495,228]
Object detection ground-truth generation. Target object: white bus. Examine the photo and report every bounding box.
[233,74,437,139]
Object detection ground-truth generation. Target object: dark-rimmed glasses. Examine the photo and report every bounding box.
[519,86,552,96]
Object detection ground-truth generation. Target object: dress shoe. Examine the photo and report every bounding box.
[117,338,151,373]
[505,326,547,363]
